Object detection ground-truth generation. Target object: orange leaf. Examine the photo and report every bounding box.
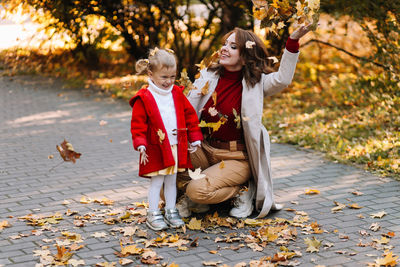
[56,139,81,163]
[305,189,320,195]
[219,160,225,169]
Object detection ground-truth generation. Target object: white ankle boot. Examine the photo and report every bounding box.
[229,180,255,218]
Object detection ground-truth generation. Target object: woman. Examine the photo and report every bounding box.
[177,24,313,219]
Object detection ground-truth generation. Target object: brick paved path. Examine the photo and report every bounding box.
[0,75,399,267]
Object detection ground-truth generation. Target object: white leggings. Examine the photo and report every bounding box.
[148,173,177,212]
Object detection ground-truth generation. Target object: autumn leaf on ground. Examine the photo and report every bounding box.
[80,196,92,204]
[53,245,73,263]
[68,259,85,267]
[187,217,202,230]
[188,168,206,180]
[247,242,264,252]
[122,226,137,236]
[373,236,390,245]
[119,258,134,266]
[141,250,161,264]
[96,262,116,267]
[348,203,362,209]
[370,223,381,232]
[91,232,107,238]
[305,189,320,195]
[119,243,143,256]
[375,251,398,266]
[56,139,81,163]
[370,211,387,218]
[99,120,108,126]
[352,190,364,196]
[203,260,223,266]
[304,237,321,253]
[0,220,11,231]
[331,201,346,213]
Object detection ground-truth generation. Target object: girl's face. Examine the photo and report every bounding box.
[149,66,177,90]
[219,33,243,71]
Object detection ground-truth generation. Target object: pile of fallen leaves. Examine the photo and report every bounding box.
[0,187,393,266]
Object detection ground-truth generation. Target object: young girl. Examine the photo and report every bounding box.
[129,48,203,231]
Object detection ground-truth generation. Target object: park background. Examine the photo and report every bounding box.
[0,0,399,179]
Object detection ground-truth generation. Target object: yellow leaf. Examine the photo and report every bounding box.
[120,243,143,256]
[0,220,11,231]
[219,161,225,169]
[96,262,116,267]
[119,258,134,266]
[304,237,321,253]
[80,196,92,204]
[348,203,362,209]
[331,201,346,213]
[375,251,398,266]
[212,91,217,106]
[252,0,268,9]
[187,217,202,230]
[305,189,320,195]
[244,218,264,226]
[188,168,206,180]
[157,129,165,143]
[201,81,210,95]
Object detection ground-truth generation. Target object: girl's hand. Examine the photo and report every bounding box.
[138,147,149,165]
[290,23,314,40]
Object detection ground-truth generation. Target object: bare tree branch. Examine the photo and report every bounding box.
[301,39,390,71]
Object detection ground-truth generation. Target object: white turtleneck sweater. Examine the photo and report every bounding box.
[147,78,178,146]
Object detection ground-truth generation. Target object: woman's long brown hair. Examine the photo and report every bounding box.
[209,28,274,88]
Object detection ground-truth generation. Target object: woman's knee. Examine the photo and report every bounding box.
[186,180,210,204]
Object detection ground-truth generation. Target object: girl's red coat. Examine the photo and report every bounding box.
[129,85,203,177]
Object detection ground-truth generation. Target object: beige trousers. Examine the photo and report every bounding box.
[183,142,251,204]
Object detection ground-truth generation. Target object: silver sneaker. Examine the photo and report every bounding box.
[146,210,168,231]
[176,195,210,218]
[164,208,185,228]
[229,180,255,218]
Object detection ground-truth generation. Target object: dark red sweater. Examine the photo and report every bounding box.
[200,38,299,142]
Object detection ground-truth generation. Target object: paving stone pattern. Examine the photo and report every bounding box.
[0,75,399,266]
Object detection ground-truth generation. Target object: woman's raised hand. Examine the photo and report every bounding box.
[290,23,314,40]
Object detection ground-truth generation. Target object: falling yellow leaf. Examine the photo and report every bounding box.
[219,161,225,169]
[187,217,202,230]
[157,129,165,143]
[212,91,217,106]
[370,210,387,218]
[305,189,320,195]
[198,118,226,132]
[304,237,321,253]
[201,81,210,95]
[375,251,398,266]
[208,107,218,116]
[188,168,206,180]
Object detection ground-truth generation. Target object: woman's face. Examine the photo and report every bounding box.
[219,33,243,71]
